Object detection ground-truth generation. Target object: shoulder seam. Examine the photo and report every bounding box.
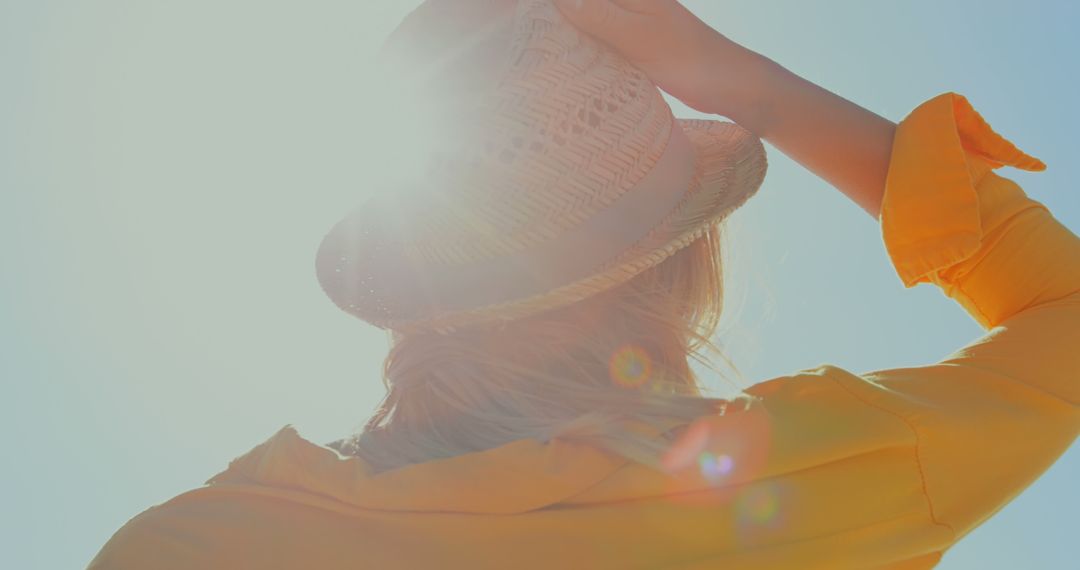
[825,371,959,541]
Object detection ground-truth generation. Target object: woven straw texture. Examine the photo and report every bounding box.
[315,0,768,333]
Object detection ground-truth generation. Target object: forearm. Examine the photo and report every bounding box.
[708,38,896,219]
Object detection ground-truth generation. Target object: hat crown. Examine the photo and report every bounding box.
[379,0,676,260]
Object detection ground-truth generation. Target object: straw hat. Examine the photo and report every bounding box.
[315,0,768,333]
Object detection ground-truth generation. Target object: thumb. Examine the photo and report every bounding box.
[552,0,633,44]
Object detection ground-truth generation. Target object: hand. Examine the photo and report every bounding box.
[555,0,896,219]
[552,0,755,116]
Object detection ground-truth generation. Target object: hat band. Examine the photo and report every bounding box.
[353,118,701,326]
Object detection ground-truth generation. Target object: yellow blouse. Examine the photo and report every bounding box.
[88,93,1079,569]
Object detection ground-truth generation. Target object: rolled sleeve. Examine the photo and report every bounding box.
[881,93,1046,291]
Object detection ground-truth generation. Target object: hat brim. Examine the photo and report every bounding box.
[603,118,769,274]
[387,117,768,333]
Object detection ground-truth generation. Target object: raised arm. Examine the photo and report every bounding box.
[553,0,897,218]
[557,0,1079,553]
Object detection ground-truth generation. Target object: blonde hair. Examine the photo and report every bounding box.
[335,223,751,474]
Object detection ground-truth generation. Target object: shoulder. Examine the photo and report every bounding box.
[87,482,366,570]
[87,486,275,570]
[87,488,219,569]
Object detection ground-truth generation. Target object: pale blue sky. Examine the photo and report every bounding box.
[2,1,1076,568]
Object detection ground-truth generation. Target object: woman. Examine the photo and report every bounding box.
[90,0,1078,568]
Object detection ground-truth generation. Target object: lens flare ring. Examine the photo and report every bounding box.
[735,480,784,533]
[608,345,652,389]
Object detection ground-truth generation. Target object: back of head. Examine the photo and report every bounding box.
[342,224,746,473]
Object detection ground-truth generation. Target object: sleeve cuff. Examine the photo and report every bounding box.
[880,92,1046,288]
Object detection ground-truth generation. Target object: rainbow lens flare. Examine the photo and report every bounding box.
[736,481,782,526]
[698,451,735,483]
[660,405,774,495]
[608,345,652,388]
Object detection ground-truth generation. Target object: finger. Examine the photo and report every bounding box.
[552,0,633,44]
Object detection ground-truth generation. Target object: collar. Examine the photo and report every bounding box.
[204,424,647,514]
